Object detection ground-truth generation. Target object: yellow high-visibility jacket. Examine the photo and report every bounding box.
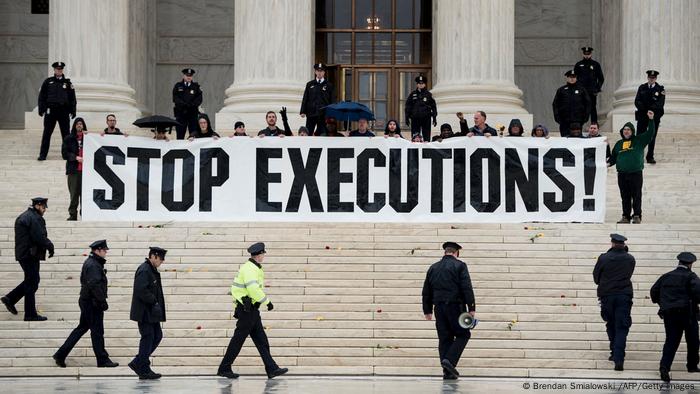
[231,259,269,305]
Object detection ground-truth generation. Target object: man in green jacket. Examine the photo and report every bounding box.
[609,110,656,224]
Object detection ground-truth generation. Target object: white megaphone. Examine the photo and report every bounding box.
[458,312,479,329]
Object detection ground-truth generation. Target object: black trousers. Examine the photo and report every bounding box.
[617,171,643,218]
[434,303,471,375]
[636,117,661,161]
[55,299,109,364]
[4,258,40,318]
[558,121,573,137]
[67,173,82,219]
[40,109,70,159]
[660,310,700,370]
[175,112,199,140]
[132,322,163,373]
[219,305,278,373]
[590,93,598,124]
[306,115,327,136]
[600,294,632,363]
[410,116,432,141]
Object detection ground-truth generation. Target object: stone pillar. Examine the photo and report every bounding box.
[25,0,144,130]
[431,0,531,132]
[609,0,700,131]
[216,0,313,133]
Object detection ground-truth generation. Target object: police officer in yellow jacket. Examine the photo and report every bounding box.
[217,242,288,379]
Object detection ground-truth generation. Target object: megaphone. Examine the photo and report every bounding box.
[458,312,479,329]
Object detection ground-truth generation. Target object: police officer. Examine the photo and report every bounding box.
[592,234,635,371]
[53,240,118,368]
[405,75,437,142]
[1,197,54,321]
[37,62,76,161]
[217,242,288,379]
[574,47,604,124]
[300,63,334,136]
[172,68,203,140]
[129,247,167,380]
[422,242,475,380]
[634,70,665,164]
[651,252,700,383]
[552,70,591,137]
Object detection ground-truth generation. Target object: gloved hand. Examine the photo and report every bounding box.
[100,302,109,311]
[406,118,411,127]
[280,107,288,121]
[70,112,76,119]
[48,245,55,258]
[432,119,437,127]
[267,302,274,311]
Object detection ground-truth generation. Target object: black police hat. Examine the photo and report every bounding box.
[678,252,697,264]
[646,70,659,78]
[565,70,577,77]
[149,246,167,259]
[610,233,627,244]
[90,239,109,250]
[442,241,462,251]
[247,242,266,256]
[51,61,65,69]
[234,121,245,129]
[581,46,594,53]
[31,197,48,207]
[182,68,195,76]
[415,75,427,84]
[313,63,326,71]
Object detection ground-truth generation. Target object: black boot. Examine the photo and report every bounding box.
[1,296,17,315]
[24,315,48,321]
[98,360,119,368]
[614,362,624,371]
[440,359,460,377]
[217,370,240,379]
[660,366,671,382]
[267,367,288,379]
[53,354,66,368]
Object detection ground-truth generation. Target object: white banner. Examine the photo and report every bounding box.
[82,134,607,223]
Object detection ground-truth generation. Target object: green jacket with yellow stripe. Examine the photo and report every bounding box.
[231,258,270,306]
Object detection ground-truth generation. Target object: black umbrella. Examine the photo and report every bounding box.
[133,115,181,133]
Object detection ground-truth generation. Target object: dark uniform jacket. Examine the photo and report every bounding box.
[593,246,636,297]
[172,81,203,116]
[38,75,77,116]
[574,58,604,94]
[552,82,591,124]
[634,83,665,121]
[300,79,334,117]
[650,266,700,316]
[405,89,437,122]
[61,132,83,175]
[422,255,476,314]
[130,260,166,323]
[80,254,108,310]
[14,208,53,261]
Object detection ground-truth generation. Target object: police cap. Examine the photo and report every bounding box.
[677,252,697,265]
[610,233,627,244]
[581,46,594,53]
[313,63,326,71]
[415,75,427,84]
[149,246,167,259]
[442,241,462,251]
[31,197,48,207]
[565,70,577,77]
[646,70,659,78]
[182,68,195,76]
[247,242,266,256]
[51,61,65,69]
[90,239,109,250]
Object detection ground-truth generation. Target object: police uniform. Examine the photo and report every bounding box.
[651,252,700,382]
[172,68,203,140]
[37,62,76,160]
[54,240,118,368]
[634,70,665,163]
[2,198,54,321]
[552,70,591,137]
[422,242,476,379]
[592,234,635,370]
[301,63,334,136]
[405,75,437,142]
[574,47,604,123]
[218,243,288,379]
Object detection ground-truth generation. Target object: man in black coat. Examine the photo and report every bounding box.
[53,240,118,368]
[422,242,476,380]
[651,252,700,382]
[552,70,591,137]
[574,47,604,124]
[2,198,54,321]
[405,74,437,142]
[172,68,203,140]
[592,233,635,371]
[300,63,334,136]
[634,70,665,164]
[37,61,77,161]
[129,247,167,379]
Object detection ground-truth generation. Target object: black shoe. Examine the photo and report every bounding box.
[267,367,288,379]
[442,373,458,380]
[647,158,656,164]
[128,361,138,374]
[37,157,46,161]
[440,359,460,377]
[1,297,17,315]
[98,361,119,368]
[217,370,240,379]
[688,366,700,373]
[631,215,642,224]
[614,362,624,371]
[139,371,161,380]
[660,366,670,382]
[66,217,77,221]
[53,354,66,368]
[24,315,47,321]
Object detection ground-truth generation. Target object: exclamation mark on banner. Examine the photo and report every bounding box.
[583,148,596,211]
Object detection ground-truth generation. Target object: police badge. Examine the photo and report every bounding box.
[423,97,427,102]
[655,92,659,96]
[575,90,579,94]
[190,90,194,94]
[590,65,594,70]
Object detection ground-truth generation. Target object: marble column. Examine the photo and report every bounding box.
[609,0,700,131]
[431,0,531,132]
[216,0,313,132]
[25,0,144,130]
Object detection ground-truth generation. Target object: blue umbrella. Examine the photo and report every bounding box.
[323,101,376,123]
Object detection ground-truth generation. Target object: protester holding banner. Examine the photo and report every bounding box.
[432,123,454,142]
[258,111,291,137]
[232,121,247,137]
[349,117,375,137]
[467,111,497,137]
[506,119,525,137]
[189,114,219,140]
[322,117,344,137]
[62,117,87,221]
[384,119,403,138]
[531,124,550,138]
